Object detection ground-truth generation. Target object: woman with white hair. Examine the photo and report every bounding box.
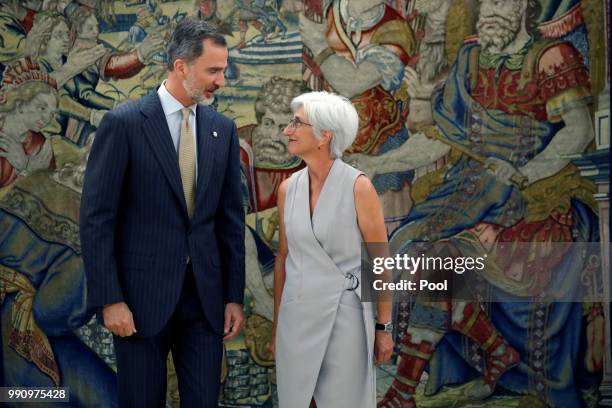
[271,91,393,407]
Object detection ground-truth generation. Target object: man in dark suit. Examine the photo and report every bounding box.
[80,18,245,407]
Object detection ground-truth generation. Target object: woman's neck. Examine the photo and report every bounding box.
[306,155,335,185]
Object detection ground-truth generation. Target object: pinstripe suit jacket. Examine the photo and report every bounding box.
[80,90,245,337]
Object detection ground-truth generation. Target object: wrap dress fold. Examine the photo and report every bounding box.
[276,159,376,408]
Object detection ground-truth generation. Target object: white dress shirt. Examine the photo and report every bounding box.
[157,82,198,182]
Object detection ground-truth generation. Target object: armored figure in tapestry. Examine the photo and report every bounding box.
[370,0,606,406]
[302,0,417,232]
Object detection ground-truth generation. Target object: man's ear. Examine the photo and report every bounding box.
[174,59,187,77]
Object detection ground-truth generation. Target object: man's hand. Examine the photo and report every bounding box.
[375,331,394,365]
[485,157,526,187]
[103,302,137,337]
[223,303,245,341]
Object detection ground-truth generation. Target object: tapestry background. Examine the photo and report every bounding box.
[0,0,609,407]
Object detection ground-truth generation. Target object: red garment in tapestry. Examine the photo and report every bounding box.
[470,41,591,285]
[322,4,412,154]
[0,131,54,188]
[20,8,36,33]
[239,125,305,213]
[471,42,591,122]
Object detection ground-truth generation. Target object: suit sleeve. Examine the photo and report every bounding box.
[79,109,128,308]
[216,122,246,304]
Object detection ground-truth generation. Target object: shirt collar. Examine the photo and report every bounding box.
[158,81,197,117]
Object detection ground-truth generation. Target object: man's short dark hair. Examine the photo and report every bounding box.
[166,17,227,70]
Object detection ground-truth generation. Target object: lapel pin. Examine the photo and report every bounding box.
[212,131,218,138]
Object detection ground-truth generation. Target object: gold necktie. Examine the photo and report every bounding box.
[179,107,196,217]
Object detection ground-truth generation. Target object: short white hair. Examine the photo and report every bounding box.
[290,91,359,159]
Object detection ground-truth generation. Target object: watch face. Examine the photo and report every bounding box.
[376,322,393,332]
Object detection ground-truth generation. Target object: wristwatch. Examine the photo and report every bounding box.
[375,321,394,333]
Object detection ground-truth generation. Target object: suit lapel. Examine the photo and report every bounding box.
[140,91,188,216]
[195,105,217,204]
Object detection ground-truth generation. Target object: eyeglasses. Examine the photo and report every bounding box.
[287,117,312,129]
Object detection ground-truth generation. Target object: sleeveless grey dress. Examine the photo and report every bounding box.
[276,159,376,408]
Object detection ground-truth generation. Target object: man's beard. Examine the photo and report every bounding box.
[183,75,215,105]
[252,126,296,168]
[477,7,522,54]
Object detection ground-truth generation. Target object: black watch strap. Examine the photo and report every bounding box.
[375,321,393,332]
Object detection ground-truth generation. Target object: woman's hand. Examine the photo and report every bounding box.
[0,135,28,173]
[375,330,394,364]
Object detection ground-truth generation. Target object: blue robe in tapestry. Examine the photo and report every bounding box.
[389,39,598,407]
[0,172,117,407]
